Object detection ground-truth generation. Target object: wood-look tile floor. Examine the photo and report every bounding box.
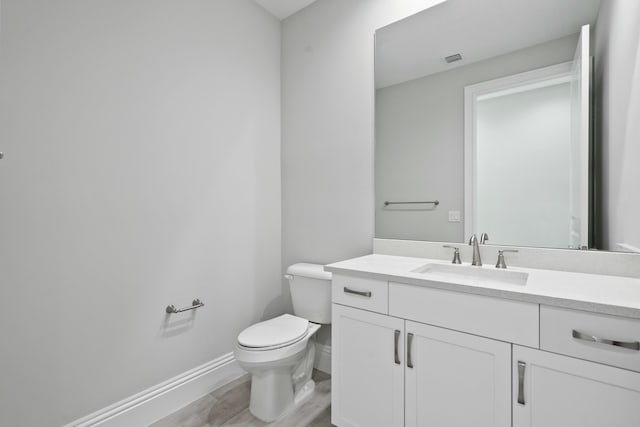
[149,370,332,427]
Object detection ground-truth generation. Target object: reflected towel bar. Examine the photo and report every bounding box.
[384,200,439,207]
[166,299,204,314]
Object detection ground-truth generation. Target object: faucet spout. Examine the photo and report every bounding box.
[480,232,489,245]
[469,234,482,266]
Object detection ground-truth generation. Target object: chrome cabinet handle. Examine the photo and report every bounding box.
[394,330,401,365]
[572,330,640,351]
[343,287,372,298]
[407,333,414,368]
[517,361,526,405]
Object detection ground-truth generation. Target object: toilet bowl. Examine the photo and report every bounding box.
[234,263,331,422]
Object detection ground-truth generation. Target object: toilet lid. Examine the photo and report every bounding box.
[238,314,309,349]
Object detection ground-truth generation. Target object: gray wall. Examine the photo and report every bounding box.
[0,1,281,425]
[281,0,446,345]
[594,0,640,252]
[375,34,579,242]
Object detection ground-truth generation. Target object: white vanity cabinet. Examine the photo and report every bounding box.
[512,306,640,427]
[393,282,526,427]
[331,303,405,427]
[332,272,640,427]
[328,255,640,427]
[331,275,523,427]
[404,321,511,427]
[512,345,640,427]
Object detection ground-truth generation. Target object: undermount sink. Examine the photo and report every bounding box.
[411,263,529,287]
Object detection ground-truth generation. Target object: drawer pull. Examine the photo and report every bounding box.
[407,333,414,368]
[343,287,372,298]
[517,361,526,405]
[572,330,640,351]
[394,330,401,365]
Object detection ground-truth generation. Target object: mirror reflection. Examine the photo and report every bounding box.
[375,0,640,252]
[467,54,588,249]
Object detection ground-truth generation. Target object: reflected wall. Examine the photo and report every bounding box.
[375,34,578,241]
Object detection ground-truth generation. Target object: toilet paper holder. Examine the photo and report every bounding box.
[166,299,204,314]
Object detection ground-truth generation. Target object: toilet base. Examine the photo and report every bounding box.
[249,367,297,422]
[246,332,318,422]
[249,376,317,422]
[294,379,315,406]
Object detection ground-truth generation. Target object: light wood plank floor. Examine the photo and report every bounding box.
[149,370,332,427]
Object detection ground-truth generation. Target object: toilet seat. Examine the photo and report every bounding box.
[235,322,320,367]
[238,314,309,351]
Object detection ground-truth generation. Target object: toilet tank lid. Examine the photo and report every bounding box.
[286,263,332,281]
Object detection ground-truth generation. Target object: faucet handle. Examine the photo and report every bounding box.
[496,249,518,269]
[480,232,489,244]
[443,245,462,264]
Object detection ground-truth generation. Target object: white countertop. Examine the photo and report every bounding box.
[325,254,640,319]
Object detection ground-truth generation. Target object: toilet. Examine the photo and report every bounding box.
[234,263,332,422]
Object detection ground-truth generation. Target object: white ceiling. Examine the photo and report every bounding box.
[375,0,602,88]
[254,0,319,20]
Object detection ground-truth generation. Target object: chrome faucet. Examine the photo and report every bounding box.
[443,245,462,264]
[496,249,519,269]
[469,234,482,266]
[480,232,489,245]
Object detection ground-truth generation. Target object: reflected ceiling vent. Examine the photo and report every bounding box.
[445,53,463,63]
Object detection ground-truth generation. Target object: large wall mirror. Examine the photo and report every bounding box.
[375,0,640,253]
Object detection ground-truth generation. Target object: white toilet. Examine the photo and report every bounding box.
[234,263,332,422]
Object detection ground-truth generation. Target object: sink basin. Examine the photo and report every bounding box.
[411,263,529,286]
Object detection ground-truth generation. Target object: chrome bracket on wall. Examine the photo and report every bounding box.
[166,299,204,314]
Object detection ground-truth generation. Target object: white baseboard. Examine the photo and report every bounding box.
[65,353,245,427]
[65,345,329,427]
[314,343,331,374]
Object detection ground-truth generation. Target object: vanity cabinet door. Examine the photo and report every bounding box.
[513,345,640,427]
[331,304,405,427]
[405,321,511,427]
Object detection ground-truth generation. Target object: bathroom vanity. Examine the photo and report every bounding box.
[341,0,640,423]
[326,254,640,427]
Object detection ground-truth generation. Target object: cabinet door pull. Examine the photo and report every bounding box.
[343,287,372,298]
[407,333,414,368]
[572,329,640,351]
[517,361,526,405]
[394,330,401,365]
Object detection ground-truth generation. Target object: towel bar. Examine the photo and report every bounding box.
[384,200,439,207]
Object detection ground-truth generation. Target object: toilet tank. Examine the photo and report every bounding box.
[286,263,332,324]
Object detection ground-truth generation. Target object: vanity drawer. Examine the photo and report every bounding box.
[540,306,640,372]
[389,282,539,347]
[332,274,388,314]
